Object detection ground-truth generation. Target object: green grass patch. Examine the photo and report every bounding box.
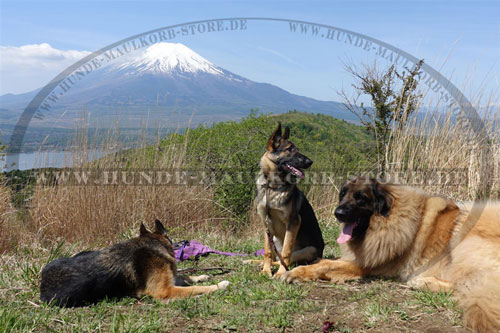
[0,225,464,332]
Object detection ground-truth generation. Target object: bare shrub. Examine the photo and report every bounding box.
[340,60,500,201]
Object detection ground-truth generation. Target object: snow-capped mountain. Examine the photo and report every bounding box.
[0,42,353,127]
[114,43,225,76]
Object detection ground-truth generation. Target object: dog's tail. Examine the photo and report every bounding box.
[456,271,500,332]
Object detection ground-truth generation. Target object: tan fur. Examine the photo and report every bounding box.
[257,153,304,277]
[41,220,230,307]
[136,226,229,301]
[281,180,500,332]
[262,229,274,276]
[253,123,324,277]
[285,259,365,283]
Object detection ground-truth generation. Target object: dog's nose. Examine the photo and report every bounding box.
[334,207,348,221]
[305,158,313,168]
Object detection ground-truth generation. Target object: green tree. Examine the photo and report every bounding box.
[340,60,424,174]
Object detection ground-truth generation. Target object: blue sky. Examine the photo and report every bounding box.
[1,0,499,104]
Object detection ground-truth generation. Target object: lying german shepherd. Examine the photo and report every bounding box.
[252,123,324,278]
[40,220,230,307]
[281,177,500,332]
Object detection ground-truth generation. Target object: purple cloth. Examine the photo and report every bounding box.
[254,249,265,256]
[174,240,263,261]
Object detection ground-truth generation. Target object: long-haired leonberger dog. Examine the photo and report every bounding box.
[281,176,500,332]
[251,123,324,278]
[41,220,230,307]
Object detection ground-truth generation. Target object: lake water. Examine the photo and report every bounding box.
[2,151,110,171]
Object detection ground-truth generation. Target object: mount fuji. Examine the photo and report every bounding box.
[0,43,354,127]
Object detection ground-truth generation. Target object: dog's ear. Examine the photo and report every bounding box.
[371,180,392,217]
[139,223,149,235]
[282,126,290,141]
[267,122,282,151]
[154,219,167,235]
[154,219,173,243]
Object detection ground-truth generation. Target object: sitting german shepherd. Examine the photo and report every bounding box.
[40,220,230,307]
[252,123,324,278]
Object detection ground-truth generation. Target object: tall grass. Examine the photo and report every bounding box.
[304,96,500,228]
[385,103,500,201]
[17,99,500,249]
[28,122,223,247]
[0,181,18,252]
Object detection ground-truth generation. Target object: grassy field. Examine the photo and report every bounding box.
[0,223,466,333]
[1,110,498,332]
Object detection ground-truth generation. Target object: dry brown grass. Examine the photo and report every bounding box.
[0,182,21,252]
[27,125,229,247]
[0,184,12,219]
[19,99,500,249]
[29,184,220,246]
[303,100,500,229]
[384,104,500,201]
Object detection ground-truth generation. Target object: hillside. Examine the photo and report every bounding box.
[3,111,376,227]
[151,111,376,221]
[163,110,374,171]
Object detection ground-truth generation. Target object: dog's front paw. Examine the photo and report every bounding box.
[280,267,310,284]
[217,280,230,290]
[261,267,272,277]
[195,274,210,282]
[273,266,287,279]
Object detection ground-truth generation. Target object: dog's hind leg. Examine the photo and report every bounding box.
[174,276,191,286]
[290,246,318,264]
[174,275,211,286]
[407,276,454,292]
[187,275,210,283]
[244,246,317,266]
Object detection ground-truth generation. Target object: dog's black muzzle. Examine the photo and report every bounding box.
[335,203,373,223]
[334,204,352,222]
[280,153,312,169]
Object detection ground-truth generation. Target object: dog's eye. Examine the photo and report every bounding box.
[354,193,368,204]
[339,189,346,199]
[354,192,366,201]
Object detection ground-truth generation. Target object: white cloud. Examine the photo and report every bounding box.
[0,43,91,95]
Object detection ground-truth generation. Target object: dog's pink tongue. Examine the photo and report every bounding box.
[337,223,356,244]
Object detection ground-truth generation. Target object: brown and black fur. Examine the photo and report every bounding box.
[281,176,500,332]
[40,220,229,307]
[252,123,324,278]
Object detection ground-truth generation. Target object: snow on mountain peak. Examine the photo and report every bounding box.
[115,42,224,75]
